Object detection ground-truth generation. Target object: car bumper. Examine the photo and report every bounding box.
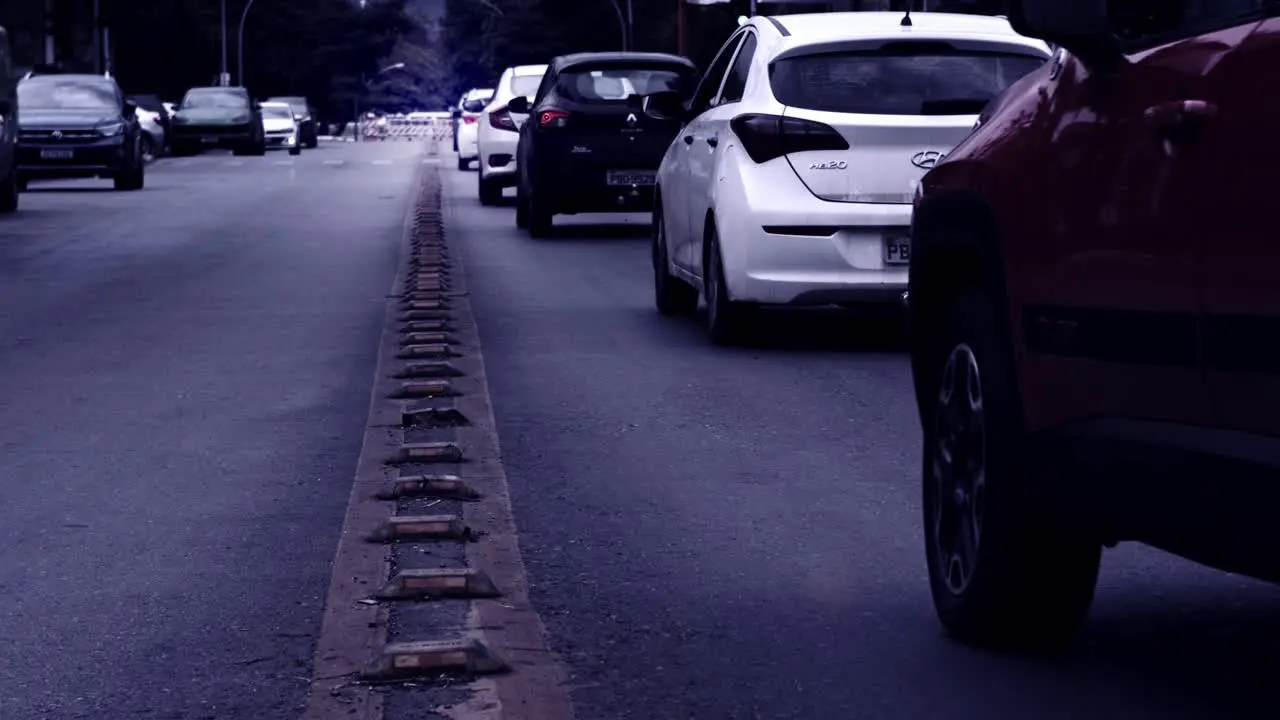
[265,131,297,148]
[458,134,479,159]
[478,130,518,182]
[716,159,910,306]
[171,125,254,148]
[17,138,128,177]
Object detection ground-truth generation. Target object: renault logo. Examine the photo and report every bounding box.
[51,130,62,139]
[625,113,637,126]
[911,150,945,169]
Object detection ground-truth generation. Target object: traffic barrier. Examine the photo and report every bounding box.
[356,116,454,143]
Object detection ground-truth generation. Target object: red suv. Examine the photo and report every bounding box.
[909,0,1280,649]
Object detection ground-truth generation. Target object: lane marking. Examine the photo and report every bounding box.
[372,160,392,166]
[226,160,244,167]
[323,159,345,166]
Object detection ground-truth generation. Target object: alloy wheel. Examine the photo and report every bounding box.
[930,343,987,595]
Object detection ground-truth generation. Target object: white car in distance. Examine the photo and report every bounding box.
[259,101,302,155]
[476,64,548,206]
[455,87,493,171]
[647,11,1050,344]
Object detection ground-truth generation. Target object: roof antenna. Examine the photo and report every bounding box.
[901,2,913,26]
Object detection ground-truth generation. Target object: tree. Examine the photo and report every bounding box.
[107,0,416,122]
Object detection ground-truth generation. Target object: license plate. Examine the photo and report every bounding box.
[40,149,73,160]
[884,234,911,265]
[607,170,655,186]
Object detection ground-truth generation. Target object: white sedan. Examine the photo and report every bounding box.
[647,11,1050,344]
[475,64,547,206]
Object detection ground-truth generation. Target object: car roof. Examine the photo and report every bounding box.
[188,86,248,93]
[23,72,112,83]
[756,11,1049,54]
[552,52,695,72]
[509,64,549,76]
[260,101,291,108]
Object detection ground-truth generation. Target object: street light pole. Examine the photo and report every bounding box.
[220,0,229,85]
[237,0,258,87]
[354,62,406,143]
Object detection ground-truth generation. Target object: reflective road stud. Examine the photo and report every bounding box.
[366,514,469,542]
[396,361,464,379]
[394,380,455,398]
[360,639,508,680]
[392,442,463,463]
[375,474,481,500]
[375,567,501,600]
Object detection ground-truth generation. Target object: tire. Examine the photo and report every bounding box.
[288,143,302,156]
[16,176,28,193]
[922,288,1100,651]
[527,185,553,238]
[652,207,697,316]
[252,139,267,156]
[457,157,469,171]
[704,228,753,345]
[113,154,144,191]
[515,182,530,229]
[140,133,156,163]
[232,143,248,157]
[478,173,502,206]
[0,169,18,213]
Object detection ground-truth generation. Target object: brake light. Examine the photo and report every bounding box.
[729,113,849,164]
[488,110,516,131]
[463,115,478,124]
[537,108,570,129]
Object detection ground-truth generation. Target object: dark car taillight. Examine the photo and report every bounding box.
[536,108,570,130]
[487,111,514,131]
[729,113,849,164]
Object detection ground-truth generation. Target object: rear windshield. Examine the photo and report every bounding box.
[557,66,690,103]
[182,88,249,109]
[510,74,542,98]
[770,47,1045,116]
[462,93,492,112]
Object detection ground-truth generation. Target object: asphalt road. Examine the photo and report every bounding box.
[442,167,1280,720]
[0,143,422,719]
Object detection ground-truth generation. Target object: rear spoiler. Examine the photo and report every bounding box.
[769,36,1052,64]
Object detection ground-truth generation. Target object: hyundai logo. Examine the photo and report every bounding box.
[51,130,62,139]
[911,150,945,169]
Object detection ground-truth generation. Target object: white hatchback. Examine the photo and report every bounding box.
[476,64,548,206]
[647,11,1050,344]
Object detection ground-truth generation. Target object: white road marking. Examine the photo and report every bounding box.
[323,159,345,166]
[274,160,293,166]
[371,160,392,166]
[226,160,244,167]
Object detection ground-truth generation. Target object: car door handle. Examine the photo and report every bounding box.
[683,135,694,145]
[706,136,718,148]
[1144,100,1217,142]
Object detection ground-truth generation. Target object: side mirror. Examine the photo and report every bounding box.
[1012,0,1120,65]
[252,101,262,111]
[506,96,530,115]
[122,99,137,116]
[640,91,688,123]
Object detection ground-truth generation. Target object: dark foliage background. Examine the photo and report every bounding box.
[3,0,1010,121]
